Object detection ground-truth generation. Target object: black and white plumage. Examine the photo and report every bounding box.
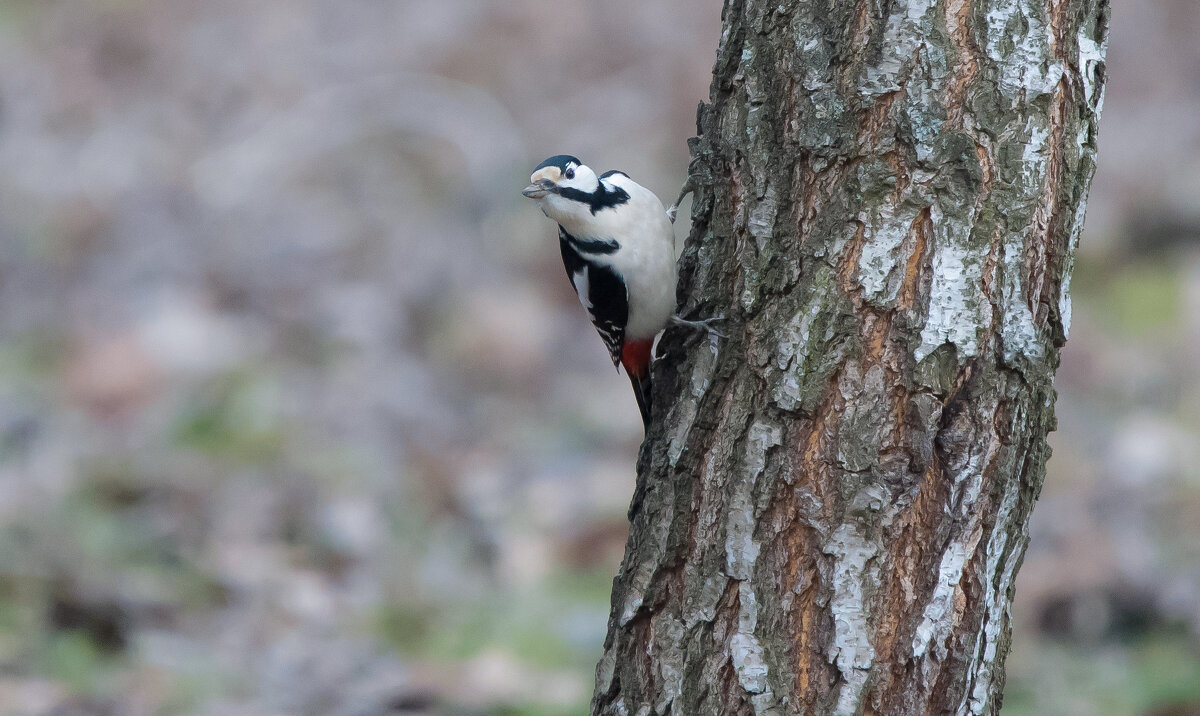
[558,226,624,365]
[523,155,677,430]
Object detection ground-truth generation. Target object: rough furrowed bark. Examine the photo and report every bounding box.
[592,0,1107,714]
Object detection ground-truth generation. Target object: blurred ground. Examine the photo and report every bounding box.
[0,1,1196,715]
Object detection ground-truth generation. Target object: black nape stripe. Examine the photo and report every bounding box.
[558,182,630,215]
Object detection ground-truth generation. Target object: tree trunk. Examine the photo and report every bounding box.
[592,0,1108,713]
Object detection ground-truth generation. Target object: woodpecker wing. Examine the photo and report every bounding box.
[559,227,627,368]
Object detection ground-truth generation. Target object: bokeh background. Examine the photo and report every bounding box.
[0,1,1196,714]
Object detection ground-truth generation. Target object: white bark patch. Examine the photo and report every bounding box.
[916,209,987,362]
[951,433,992,522]
[1058,195,1089,341]
[1077,32,1107,110]
[856,202,924,304]
[683,574,726,628]
[748,186,777,250]
[738,580,760,633]
[861,0,936,96]
[772,301,828,410]
[911,522,983,659]
[1058,261,1075,340]
[725,511,761,583]
[596,643,617,695]
[620,447,687,626]
[740,187,779,311]
[667,333,719,466]
[1019,124,1051,188]
[1000,274,1043,363]
[619,591,644,628]
[726,421,781,579]
[730,632,770,694]
[848,482,890,517]
[985,0,1061,100]
[837,364,891,473]
[957,445,1026,716]
[825,524,879,716]
[995,121,1051,363]
[1058,20,1108,342]
[651,615,685,712]
[728,581,779,711]
[981,0,1077,367]
[994,72,1088,362]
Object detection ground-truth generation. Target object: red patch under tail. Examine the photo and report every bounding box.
[620,339,654,379]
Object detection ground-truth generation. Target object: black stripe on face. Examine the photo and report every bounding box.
[558,183,631,215]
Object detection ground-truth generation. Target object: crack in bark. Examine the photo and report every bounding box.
[1025,77,1071,333]
[944,0,983,128]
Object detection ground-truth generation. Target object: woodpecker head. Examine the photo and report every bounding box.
[522,155,633,228]
[522,154,600,200]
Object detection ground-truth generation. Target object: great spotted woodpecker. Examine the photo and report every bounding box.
[522,155,677,430]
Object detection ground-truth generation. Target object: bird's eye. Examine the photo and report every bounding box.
[564,167,575,180]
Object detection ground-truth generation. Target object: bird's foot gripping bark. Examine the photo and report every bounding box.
[669,313,727,339]
[665,176,696,224]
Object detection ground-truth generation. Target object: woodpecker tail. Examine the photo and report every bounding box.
[627,370,652,432]
[621,339,655,432]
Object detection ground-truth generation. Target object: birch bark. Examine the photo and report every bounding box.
[592,0,1108,713]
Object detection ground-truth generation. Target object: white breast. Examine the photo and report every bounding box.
[547,175,677,341]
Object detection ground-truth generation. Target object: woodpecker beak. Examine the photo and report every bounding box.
[522,179,557,199]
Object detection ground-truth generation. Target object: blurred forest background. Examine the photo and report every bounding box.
[0,1,1196,714]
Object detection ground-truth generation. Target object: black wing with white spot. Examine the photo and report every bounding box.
[559,227,626,368]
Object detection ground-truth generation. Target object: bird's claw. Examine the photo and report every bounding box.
[666,176,695,224]
[670,314,727,339]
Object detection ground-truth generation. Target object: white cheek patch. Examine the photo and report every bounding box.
[531,166,561,183]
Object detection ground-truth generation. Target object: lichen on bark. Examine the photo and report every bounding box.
[593,0,1108,714]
